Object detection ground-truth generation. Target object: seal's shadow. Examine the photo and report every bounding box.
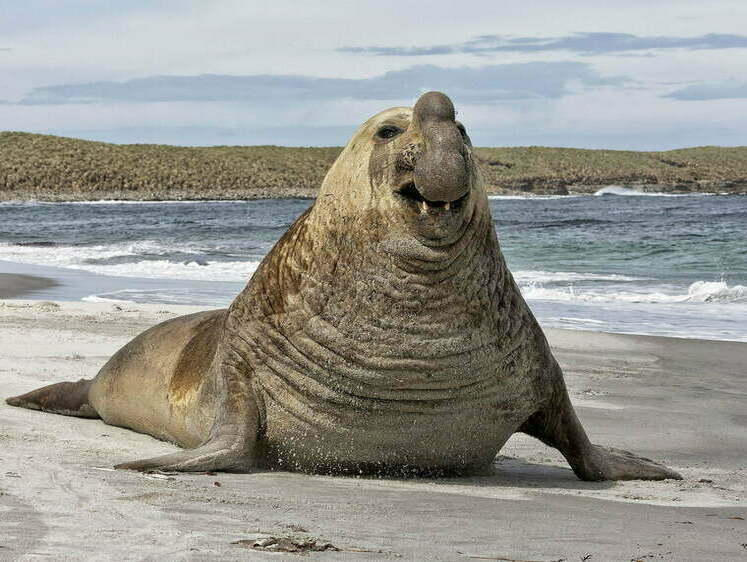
[470,456,615,490]
[384,456,616,491]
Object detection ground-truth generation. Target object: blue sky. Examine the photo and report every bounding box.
[2,0,747,149]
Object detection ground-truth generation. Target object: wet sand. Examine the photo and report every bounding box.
[0,273,57,299]
[0,300,745,560]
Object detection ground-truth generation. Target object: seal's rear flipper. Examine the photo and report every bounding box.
[6,379,99,419]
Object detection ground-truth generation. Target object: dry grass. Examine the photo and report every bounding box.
[0,132,339,200]
[1,132,746,200]
[473,146,747,194]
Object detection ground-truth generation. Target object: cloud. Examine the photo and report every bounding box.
[339,32,747,57]
[664,81,747,101]
[7,85,747,150]
[7,62,625,106]
[469,125,747,152]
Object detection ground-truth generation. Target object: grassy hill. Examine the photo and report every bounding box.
[1,131,746,201]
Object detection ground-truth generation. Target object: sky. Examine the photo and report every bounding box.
[2,0,747,149]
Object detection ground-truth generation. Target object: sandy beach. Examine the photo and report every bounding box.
[0,299,744,560]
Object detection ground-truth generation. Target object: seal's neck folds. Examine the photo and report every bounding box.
[236,202,507,390]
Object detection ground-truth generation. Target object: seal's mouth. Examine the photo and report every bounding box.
[396,182,469,213]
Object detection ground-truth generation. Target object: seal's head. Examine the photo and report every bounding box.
[316,91,485,249]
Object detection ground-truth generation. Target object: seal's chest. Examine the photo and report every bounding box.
[254,342,535,473]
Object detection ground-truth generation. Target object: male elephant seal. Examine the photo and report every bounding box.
[7,92,680,481]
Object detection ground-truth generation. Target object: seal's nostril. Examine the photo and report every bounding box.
[397,182,424,203]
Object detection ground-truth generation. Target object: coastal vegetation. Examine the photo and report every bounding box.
[1,131,746,200]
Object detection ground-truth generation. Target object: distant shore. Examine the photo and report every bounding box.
[1,131,746,200]
[1,183,745,203]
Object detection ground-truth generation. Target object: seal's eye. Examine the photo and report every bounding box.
[376,125,403,140]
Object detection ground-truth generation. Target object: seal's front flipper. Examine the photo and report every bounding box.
[520,385,681,481]
[115,435,255,472]
[6,378,99,419]
[578,444,682,481]
[116,369,260,473]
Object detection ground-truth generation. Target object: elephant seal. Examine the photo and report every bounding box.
[7,92,680,481]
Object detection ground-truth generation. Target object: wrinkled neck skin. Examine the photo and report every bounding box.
[226,167,513,399]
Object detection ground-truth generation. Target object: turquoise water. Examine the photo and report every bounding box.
[1,192,745,341]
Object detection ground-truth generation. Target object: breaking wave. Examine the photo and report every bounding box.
[0,241,260,282]
[593,185,707,197]
[513,270,645,283]
[521,280,747,304]
[487,194,576,200]
[83,288,234,307]
[3,238,742,307]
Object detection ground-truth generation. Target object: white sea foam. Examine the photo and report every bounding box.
[521,280,747,304]
[1,239,171,260]
[555,317,608,325]
[81,294,132,304]
[84,288,233,306]
[593,185,709,197]
[77,259,260,282]
[4,239,742,305]
[0,241,259,282]
[513,270,645,283]
[0,200,42,206]
[683,280,747,302]
[487,194,577,200]
[487,186,709,198]
[0,241,134,268]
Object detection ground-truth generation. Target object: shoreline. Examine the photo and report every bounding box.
[1,184,745,203]
[0,273,58,299]
[1,299,744,559]
[1,297,743,345]
[1,258,745,343]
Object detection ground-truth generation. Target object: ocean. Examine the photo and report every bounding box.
[1,188,745,342]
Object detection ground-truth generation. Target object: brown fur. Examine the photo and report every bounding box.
[169,311,225,402]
